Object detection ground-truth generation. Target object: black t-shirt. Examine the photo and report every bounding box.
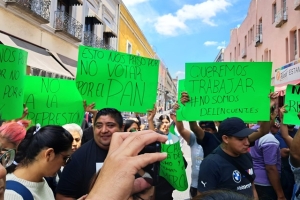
[56,139,108,199]
[198,146,255,197]
[196,132,221,157]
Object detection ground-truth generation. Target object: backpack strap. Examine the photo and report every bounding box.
[214,148,254,183]
[6,180,34,200]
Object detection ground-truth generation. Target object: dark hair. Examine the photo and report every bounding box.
[124,120,140,132]
[193,190,252,200]
[94,108,123,128]
[158,115,170,122]
[198,121,217,131]
[0,114,4,126]
[9,125,73,172]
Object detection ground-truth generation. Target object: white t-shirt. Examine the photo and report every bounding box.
[5,173,54,200]
[189,133,204,188]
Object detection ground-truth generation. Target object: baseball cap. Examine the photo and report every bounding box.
[218,117,255,138]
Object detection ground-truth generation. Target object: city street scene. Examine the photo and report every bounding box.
[0,0,300,199]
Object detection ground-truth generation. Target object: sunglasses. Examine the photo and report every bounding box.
[0,149,16,168]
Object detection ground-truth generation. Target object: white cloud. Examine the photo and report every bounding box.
[123,0,148,6]
[154,0,231,36]
[155,14,187,36]
[216,41,226,49]
[204,41,218,46]
[217,46,225,50]
[174,71,185,79]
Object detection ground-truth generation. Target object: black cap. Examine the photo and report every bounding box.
[219,117,255,138]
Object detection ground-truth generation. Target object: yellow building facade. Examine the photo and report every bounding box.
[118,3,155,58]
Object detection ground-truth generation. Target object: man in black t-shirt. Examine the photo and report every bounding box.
[197,117,257,198]
[56,108,124,200]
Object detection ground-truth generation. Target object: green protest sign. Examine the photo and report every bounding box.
[160,134,188,191]
[24,76,84,126]
[284,85,300,125]
[76,45,159,112]
[0,44,27,120]
[270,86,275,93]
[178,62,272,121]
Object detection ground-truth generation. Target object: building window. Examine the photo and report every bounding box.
[286,37,289,63]
[272,3,276,23]
[230,52,232,61]
[127,40,132,54]
[250,28,253,44]
[269,50,272,61]
[282,0,286,10]
[294,30,297,57]
[238,43,240,57]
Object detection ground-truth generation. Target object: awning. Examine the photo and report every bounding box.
[0,32,73,78]
[49,52,77,77]
[86,9,103,25]
[104,25,117,38]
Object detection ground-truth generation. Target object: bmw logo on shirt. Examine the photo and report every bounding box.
[232,170,242,183]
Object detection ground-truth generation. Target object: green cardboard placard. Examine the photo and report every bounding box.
[283,85,300,125]
[178,62,272,121]
[160,134,188,191]
[0,44,27,120]
[270,86,275,93]
[23,76,84,126]
[76,45,159,112]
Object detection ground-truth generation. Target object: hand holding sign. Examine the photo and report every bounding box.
[160,133,188,191]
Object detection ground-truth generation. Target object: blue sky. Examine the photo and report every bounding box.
[122,0,251,79]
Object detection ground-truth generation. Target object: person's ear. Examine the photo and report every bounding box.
[222,135,229,144]
[44,148,55,162]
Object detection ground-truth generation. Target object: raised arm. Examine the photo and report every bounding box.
[180,92,205,140]
[248,92,278,143]
[83,100,97,124]
[279,105,293,148]
[146,104,157,131]
[170,103,191,144]
[289,112,300,168]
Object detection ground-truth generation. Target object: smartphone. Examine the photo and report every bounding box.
[138,142,161,186]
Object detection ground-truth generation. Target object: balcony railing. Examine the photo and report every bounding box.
[255,34,263,47]
[83,31,102,47]
[5,0,50,22]
[241,49,247,58]
[275,7,288,27]
[54,11,83,41]
[295,0,300,10]
[83,31,116,51]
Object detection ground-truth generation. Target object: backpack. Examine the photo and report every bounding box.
[6,180,34,200]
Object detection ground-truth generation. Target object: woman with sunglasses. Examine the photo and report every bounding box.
[5,125,73,200]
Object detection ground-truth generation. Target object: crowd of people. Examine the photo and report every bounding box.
[0,90,299,200]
